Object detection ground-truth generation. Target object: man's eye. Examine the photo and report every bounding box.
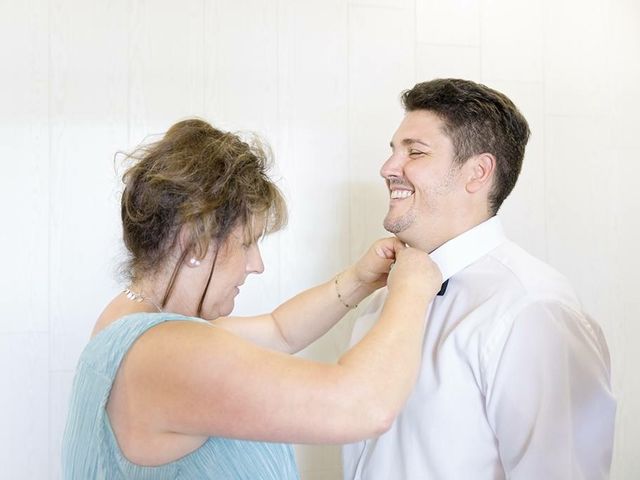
[409,150,425,156]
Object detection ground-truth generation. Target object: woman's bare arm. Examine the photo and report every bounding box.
[117,245,441,448]
[214,238,400,353]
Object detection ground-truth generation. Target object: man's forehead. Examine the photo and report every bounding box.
[391,111,445,146]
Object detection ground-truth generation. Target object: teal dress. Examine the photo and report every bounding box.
[62,312,299,479]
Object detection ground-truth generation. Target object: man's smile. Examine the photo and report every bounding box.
[390,189,414,199]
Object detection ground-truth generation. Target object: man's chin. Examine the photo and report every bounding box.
[383,220,421,249]
[383,214,414,236]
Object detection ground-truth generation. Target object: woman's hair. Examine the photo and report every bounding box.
[120,118,287,307]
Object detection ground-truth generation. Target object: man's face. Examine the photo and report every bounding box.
[381,109,467,252]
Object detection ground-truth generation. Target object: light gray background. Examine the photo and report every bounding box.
[1,0,638,478]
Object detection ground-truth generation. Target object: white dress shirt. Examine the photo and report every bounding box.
[343,217,615,480]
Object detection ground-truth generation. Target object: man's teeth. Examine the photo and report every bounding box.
[390,190,414,199]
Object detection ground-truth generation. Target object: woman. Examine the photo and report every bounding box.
[62,119,442,479]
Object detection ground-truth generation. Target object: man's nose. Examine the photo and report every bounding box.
[380,153,403,179]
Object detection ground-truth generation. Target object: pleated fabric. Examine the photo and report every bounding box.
[62,312,299,480]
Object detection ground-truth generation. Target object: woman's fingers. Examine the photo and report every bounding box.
[374,237,406,260]
[387,247,443,298]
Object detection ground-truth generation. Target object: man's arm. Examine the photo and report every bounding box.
[485,301,616,479]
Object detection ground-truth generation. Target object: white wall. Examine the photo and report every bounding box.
[1,0,638,478]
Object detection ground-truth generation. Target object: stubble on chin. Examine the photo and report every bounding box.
[383,206,416,234]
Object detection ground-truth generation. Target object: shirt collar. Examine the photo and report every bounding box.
[429,216,507,281]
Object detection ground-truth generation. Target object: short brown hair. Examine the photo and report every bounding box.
[401,79,530,214]
[120,118,287,308]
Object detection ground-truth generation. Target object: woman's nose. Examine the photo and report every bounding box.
[247,244,265,275]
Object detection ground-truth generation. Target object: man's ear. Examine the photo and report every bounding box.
[465,153,495,194]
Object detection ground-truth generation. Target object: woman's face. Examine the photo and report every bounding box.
[201,222,265,319]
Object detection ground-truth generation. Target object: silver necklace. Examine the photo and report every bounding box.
[123,287,163,312]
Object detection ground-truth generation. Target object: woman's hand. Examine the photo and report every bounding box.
[352,237,406,290]
[386,244,443,299]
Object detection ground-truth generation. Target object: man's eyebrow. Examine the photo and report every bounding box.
[389,138,431,148]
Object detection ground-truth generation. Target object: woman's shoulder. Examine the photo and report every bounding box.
[79,312,210,376]
[95,311,206,337]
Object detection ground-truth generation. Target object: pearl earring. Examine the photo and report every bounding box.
[189,257,201,267]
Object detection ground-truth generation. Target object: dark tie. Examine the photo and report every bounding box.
[437,279,449,296]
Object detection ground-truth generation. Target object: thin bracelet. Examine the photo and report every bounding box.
[334,273,358,309]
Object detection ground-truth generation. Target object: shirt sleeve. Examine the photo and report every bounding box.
[484,301,616,480]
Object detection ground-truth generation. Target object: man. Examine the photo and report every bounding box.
[343,79,615,479]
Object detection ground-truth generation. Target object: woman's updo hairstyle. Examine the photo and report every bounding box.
[120,119,287,292]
